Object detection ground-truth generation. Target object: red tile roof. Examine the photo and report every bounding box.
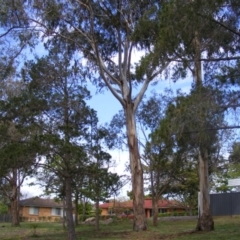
[100,198,184,210]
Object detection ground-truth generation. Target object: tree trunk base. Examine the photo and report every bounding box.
[133,218,147,231]
[153,215,158,227]
[11,223,20,227]
[196,213,214,231]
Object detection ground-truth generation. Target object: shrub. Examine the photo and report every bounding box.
[30,223,39,237]
[0,203,8,214]
[158,211,188,218]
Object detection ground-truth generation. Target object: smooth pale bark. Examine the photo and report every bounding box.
[193,31,214,231]
[65,177,77,240]
[125,103,147,231]
[196,149,214,231]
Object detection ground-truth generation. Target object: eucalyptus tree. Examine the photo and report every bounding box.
[0,0,37,80]
[133,0,240,231]
[29,0,171,231]
[163,87,225,230]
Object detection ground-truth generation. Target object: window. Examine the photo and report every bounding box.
[108,209,115,215]
[159,208,167,213]
[51,208,62,216]
[29,207,39,215]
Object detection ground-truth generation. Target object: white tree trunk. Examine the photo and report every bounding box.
[196,149,214,231]
[125,103,147,231]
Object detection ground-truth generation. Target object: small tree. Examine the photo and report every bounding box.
[85,127,123,230]
[0,80,40,226]
[24,49,96,239]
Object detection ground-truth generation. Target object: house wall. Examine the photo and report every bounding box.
[101,208,108,216]
[167,208,185,213]
[100,207,185,218]
[146,209,150,218]
[20,207,61,222]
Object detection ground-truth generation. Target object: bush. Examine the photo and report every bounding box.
[0,203,8,214]
[158,212,172,218]
[158,211,187,218]
[30,223,39,237]
[192,210,198,216]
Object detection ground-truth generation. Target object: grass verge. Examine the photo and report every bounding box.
[0,216,239,240]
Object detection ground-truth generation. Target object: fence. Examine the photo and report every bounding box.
[210,192,240,216]
[0,214,11,222]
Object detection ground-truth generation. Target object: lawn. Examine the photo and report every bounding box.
[0,216,239,240]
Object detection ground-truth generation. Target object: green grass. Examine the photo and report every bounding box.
[0,216,240,240]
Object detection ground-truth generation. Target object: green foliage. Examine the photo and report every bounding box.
[229,142,240,164]
[127,191,133,200]
[78,202,93,215]
[30,223,39,237]
[162,87,224,152]
[214,142,240,192]
[217,162,240,192]
[228,163,240,179]
[0,202,8,214]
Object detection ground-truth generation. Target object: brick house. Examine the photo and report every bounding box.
[99,198,186,218]
[18,197,64,222]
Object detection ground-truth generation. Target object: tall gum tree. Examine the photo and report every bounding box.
[31,0,170,231]
[0,0,37,81]
[193,31,214,231]
[151,0,240,231]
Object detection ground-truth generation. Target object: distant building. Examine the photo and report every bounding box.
[17,197,64,221]
[99,198,185,218]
